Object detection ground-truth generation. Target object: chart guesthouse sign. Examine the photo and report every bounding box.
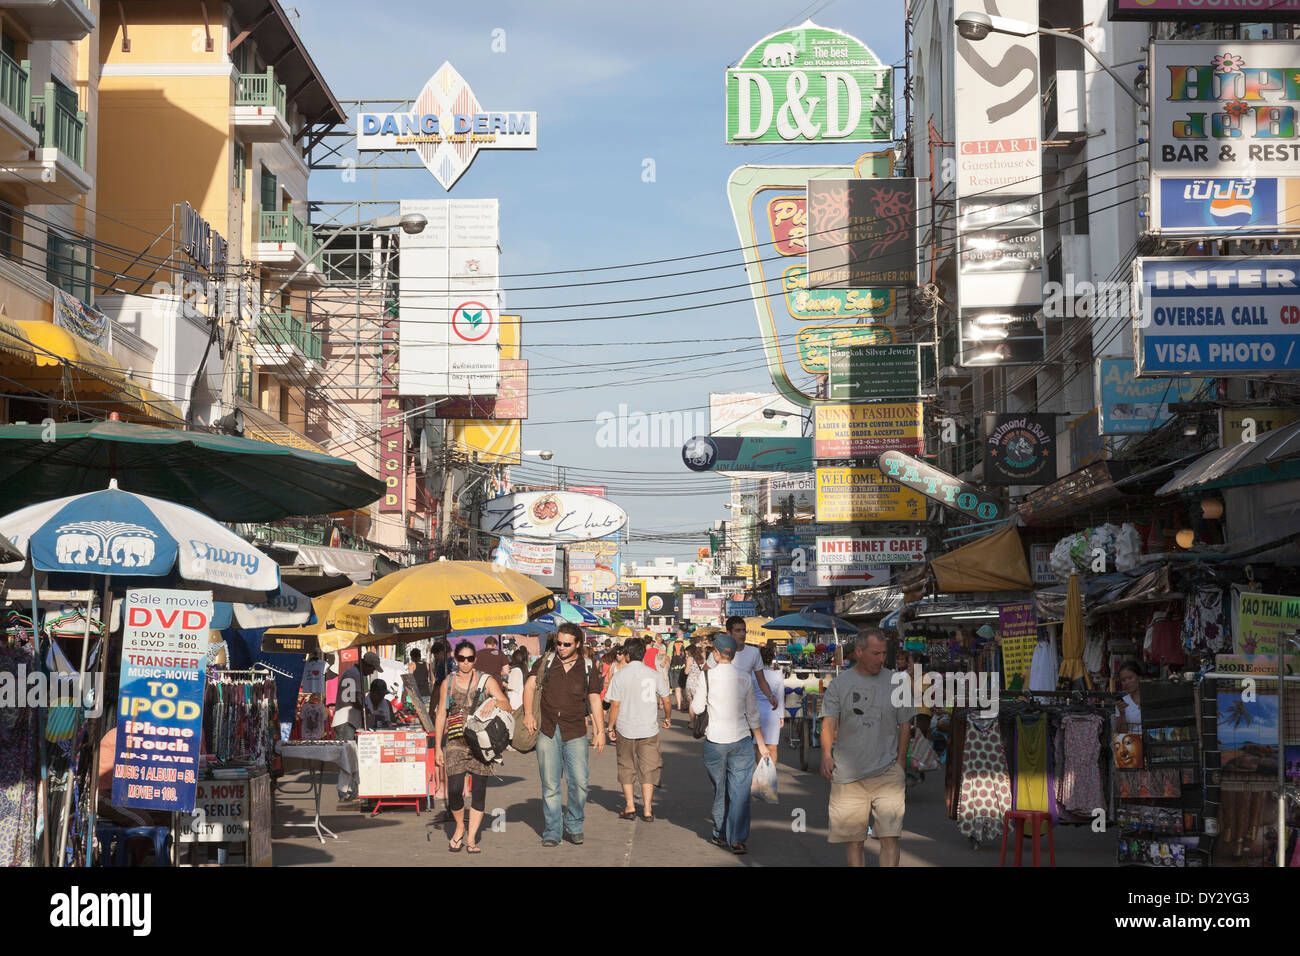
[725,22,892,144]
[357,62,538,190]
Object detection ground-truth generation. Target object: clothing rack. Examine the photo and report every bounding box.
[203,668,279,771]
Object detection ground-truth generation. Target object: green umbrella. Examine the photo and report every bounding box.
[0,419,384,522]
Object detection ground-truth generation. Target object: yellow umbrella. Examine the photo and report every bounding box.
[334,560,556,645]
[742,617,782,645]
[1058,572,1089,688]
[263,583,365,655]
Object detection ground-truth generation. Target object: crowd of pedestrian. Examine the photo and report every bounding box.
[328,619,918,865]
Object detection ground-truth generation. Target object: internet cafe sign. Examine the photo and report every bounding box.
[357,62,538,190]
[726,22,891,144]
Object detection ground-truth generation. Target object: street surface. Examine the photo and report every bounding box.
[271,717,1115,867]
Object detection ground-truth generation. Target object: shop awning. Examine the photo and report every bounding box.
[1034,562,1176,620]
[835,585,905,619]
[237,399,329,454]
[0,319,183,425]
[285,543,377,584]
[1157,420,1300,496]
[931,523,1034,592]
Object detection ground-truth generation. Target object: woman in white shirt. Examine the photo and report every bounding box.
[754,644,784,762]
[506,646,529,711]
[1115,661,1143,732]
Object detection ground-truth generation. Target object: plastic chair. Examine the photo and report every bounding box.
[105,826,171,867]
[999,810,1055,867]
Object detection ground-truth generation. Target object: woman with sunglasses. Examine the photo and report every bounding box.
[435,639,510,853]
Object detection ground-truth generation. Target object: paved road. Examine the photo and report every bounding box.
[271,718,1115,867]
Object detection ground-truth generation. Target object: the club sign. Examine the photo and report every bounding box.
[877,450,1005,520]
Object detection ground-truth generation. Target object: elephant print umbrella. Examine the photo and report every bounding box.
[0,480,280,592]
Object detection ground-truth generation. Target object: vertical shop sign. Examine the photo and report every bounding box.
[380,309,402,513]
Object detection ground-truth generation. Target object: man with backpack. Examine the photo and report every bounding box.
[522,621,605,846]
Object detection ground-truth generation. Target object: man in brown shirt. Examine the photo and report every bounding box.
[475,636,509,681]
[523,622,605,846]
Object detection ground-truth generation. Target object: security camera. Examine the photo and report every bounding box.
[955,11,992,40]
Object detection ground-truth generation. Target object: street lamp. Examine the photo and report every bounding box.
[954,11,1144,106]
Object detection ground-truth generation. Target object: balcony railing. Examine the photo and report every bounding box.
[0,54,30,121]
[257,310,322,363]
[235,68,286,117]
[29,83,85,166]
[258,209,319,260]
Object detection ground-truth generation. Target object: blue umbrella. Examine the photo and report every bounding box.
[763,610,860,635]
[210,582,318,631]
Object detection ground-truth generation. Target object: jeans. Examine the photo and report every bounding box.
[702,736,756,846]
[536,727,590,841]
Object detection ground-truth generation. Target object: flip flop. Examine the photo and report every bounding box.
[466,843,481,854]
[641,813,655,822]
[448,835,465,852]
[619,810,636,820]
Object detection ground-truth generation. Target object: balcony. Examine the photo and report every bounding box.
[251,209,324,283]
[2,0,95,40]
[253,310,323,376]
[232,68,289,142]
[0,81,90,200]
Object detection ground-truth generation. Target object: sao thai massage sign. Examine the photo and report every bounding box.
[111,589,212,813]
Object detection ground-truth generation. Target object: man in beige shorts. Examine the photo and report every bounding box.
[821,629,916,866]
[606,636,672,821]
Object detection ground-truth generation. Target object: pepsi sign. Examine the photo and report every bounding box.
[1154,177,1300,234]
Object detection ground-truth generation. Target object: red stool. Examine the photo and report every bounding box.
[999,810,1055,866]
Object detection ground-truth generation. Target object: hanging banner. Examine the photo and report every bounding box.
[983,413,1057,485]
[1235,591,1300,656]
[494,536,557,576]
[1134,257,1300,375]
[815,467,926,522]
[681,435,813,472]
[111,589,213,814]
[617,579,646,611]
[725,23,892,145]
[783,265,894,320]
[877,450,1006,520]
[1097,358,1211,435]
[999,601,1037,687]
[796,324,894,372]
[806,178,919,289]
[827,344,920,400]
[814,402,924,458]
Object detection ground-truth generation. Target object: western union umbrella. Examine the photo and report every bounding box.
[333,560,556,644]
[0,419,384,521]
[264,583,364,655]
[1059,572,1089,687]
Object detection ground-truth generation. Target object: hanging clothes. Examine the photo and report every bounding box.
[1144,608,1185,668]
[1056,712,1104,815]
[1028,635,1058,692]
[1013,713,1057,824]
[957,716,1013,843]
[1184,587,1230,655]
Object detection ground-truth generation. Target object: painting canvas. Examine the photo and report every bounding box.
[1216,692,1279,776]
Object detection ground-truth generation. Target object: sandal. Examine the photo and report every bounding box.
[619,809,637,820]
[448,834,465,852]
[467,843,481,854]
[641,813,655,822]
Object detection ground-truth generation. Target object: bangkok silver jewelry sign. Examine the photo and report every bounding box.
[1133,257,1300,375]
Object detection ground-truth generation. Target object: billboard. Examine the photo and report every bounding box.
[783,265,894,320]
[646,592,675,615]
[398,199,501,396]
[356,63,537,190]
[1112,0,1300,19]
[493,537,557,576]
[682,435,813,472]
[1096,358,1211,435]
[617,579,646,611]
[480,490,628,542]
[877,451,1006,521]
[796,324,893,373]
[725,24,891,145]
[815,467,926,522]
[1134,257,1300,374]
[449,419,520,464]
[814,402,924,458]
[768,473,816,514]
[1151,42,1300,213]
[983,413,1057,485]
[953,0,1044,316]
[827,344,920,400]
[958,307,1045,367]
[569,537,620,596]
[1219,407,1300,447]
[805,179,919,289]
[817,535,926,565]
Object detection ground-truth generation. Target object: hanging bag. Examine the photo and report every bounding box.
[444,671,485,741]
[691,670,711,740]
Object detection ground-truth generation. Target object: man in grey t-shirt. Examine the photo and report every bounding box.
[821,629,916,867]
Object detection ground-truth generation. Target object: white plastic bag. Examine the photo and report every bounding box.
[751,756,779,804]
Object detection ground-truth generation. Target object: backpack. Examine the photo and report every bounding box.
[465,703,515,765]
[512,652,593,753]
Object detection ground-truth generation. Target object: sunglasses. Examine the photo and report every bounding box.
[456,655,475,662]
[556,641,576,648]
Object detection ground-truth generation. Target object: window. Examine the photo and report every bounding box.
[0,203,17,262]
[233,142,246,192]
[46,230,91,302]
[260,166,277,212]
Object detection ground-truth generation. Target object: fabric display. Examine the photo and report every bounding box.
[1182,587,1230,656]
[1013,714,1056,823]
[0,644,40,866]
[1056,713,1105,817]
[1028,636,1058,692]
[956,717,1012,843]
[202,671,279,769]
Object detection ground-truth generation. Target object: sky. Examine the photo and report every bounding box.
[296,0,908,560]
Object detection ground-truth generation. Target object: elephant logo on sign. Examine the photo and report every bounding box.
[761,42,798,67]
[55,532,101,565]
[112,536,156,567]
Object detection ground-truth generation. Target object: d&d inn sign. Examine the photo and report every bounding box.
[726,22,892,144]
